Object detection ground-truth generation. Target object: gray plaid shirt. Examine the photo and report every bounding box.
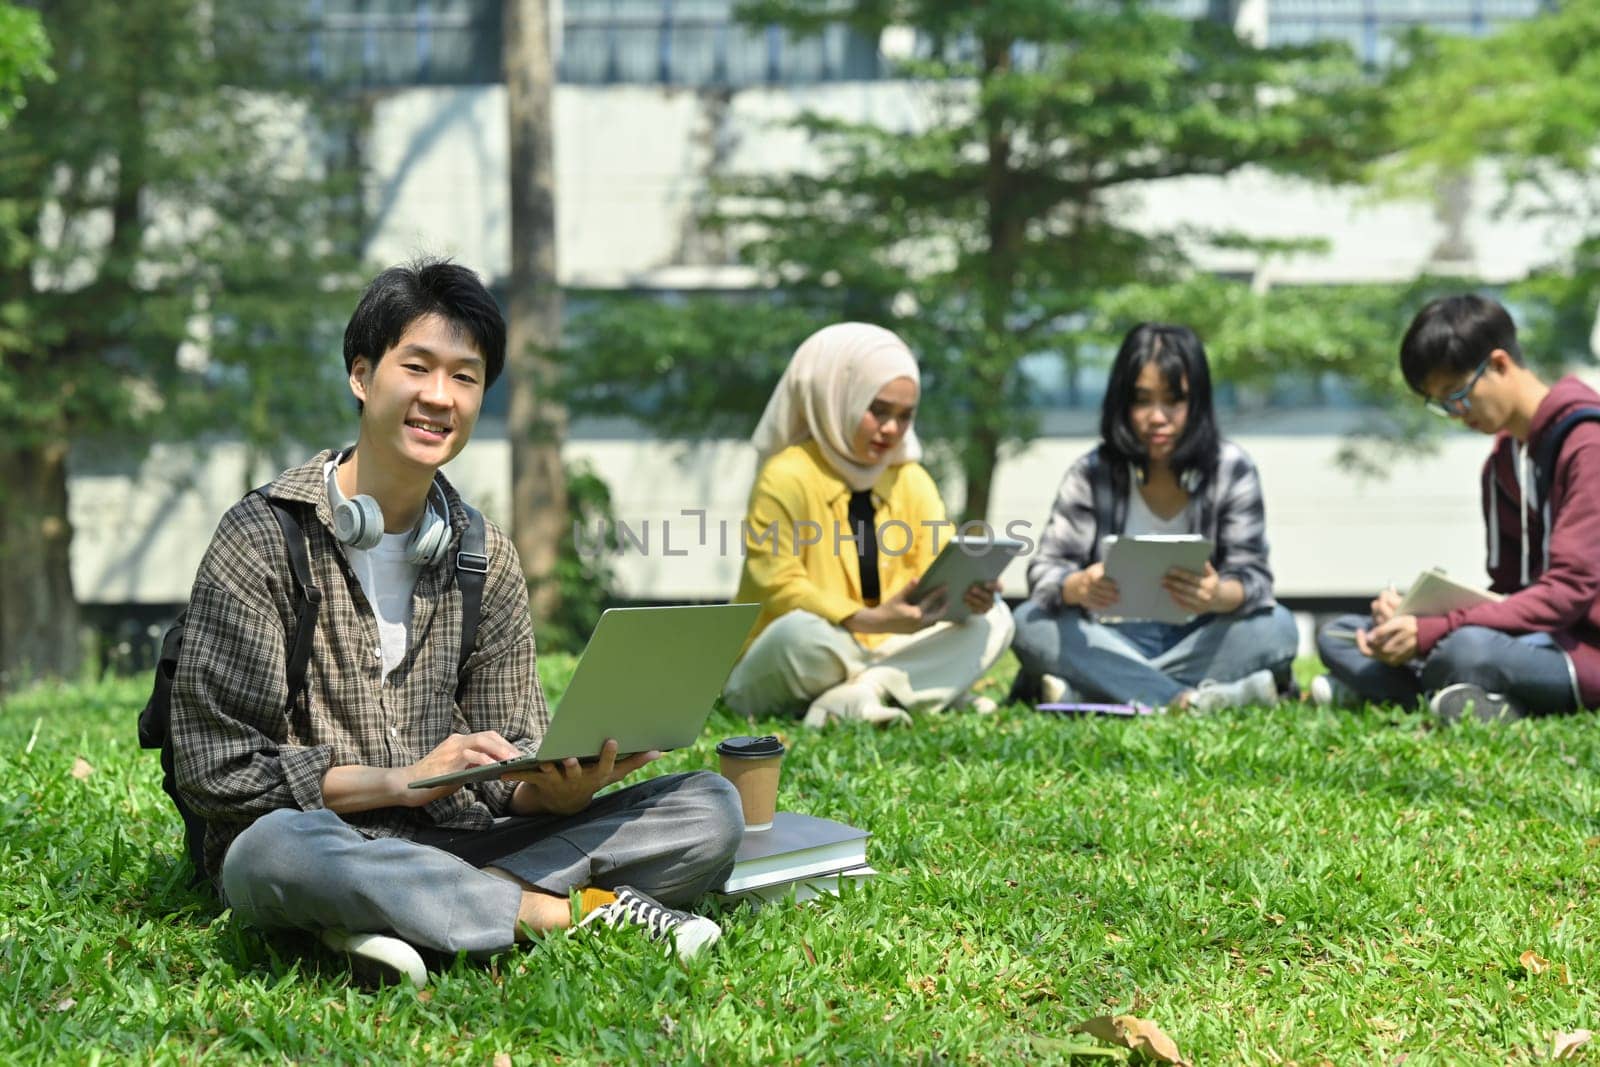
[1026,440,1277,614]
[171,451,549,879]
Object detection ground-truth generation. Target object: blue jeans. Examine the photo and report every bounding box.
[1315,617,1580,714]
[1012,601,1300,706]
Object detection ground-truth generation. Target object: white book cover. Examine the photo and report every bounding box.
[715,812,871,894]
[1397,568,1503,617]
[719,865,879,905]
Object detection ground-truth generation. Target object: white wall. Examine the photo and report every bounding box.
[68,429,1489,605]
[362,83,1577,288]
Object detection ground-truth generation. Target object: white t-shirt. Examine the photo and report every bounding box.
[326,462,422,678]
[349,533,421,678]
[1124,483,1190,537]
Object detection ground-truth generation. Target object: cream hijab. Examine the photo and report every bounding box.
[751,322,923,491]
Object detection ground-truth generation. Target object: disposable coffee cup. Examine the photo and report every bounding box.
[716,734,786,831]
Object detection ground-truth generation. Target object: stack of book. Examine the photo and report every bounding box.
[714,811,875,905]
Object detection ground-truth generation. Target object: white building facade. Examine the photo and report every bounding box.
[70,0,1566,616]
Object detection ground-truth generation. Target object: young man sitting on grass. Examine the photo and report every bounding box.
[1314,294,1600,722]
[170,259,743,986]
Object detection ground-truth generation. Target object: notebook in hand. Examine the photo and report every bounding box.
[714,811,872,895]
[1396,568,1503,617]
[1096,535,1213,625]
[905,535,1026,623]
[408,602,760,790]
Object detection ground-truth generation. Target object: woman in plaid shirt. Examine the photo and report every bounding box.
[1011,323,1299,713]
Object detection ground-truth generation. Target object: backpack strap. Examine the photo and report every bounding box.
[1534,407,1600,507]
[453,502,489,706]
[255,489,323,708]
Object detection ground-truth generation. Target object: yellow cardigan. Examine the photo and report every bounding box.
[734,441,947,653]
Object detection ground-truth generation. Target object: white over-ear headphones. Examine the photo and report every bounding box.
[326,462,455,567]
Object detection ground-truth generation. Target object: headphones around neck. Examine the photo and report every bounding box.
[326,462,455,567]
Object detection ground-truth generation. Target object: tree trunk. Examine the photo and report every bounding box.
[0,441,83,691]
[969,33,1021,525]
[504,0,568,623]
[960,428,1002,528]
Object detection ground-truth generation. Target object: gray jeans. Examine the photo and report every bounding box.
[1316,618,1580,714]
[218,771,743,955]
[1012,601,1300,706]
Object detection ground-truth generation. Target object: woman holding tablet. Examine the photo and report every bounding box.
[1011,323,1298,712]
[722,323,1015,726]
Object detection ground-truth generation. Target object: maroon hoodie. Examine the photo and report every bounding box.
[1415,375,1600,706]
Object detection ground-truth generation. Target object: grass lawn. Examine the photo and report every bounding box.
[3,656,1599,1064]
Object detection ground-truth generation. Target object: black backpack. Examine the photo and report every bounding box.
[1533,406,1600,507]
[137,487,489,880]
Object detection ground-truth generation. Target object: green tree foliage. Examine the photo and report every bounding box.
[569,0,1391,519]
[0,0,362,684]
[0,2,50,127]
[1384,3,1600,365]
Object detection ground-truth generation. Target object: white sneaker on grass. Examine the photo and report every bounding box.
[578,886,721,962]
[320,929,427,989]
[1429,683,1523,725]
[1309,674,1356,709]
[1188,668,1279,714]
[1040,673,1069,705]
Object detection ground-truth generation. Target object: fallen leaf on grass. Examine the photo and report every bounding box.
[54,998,76,1012]
[1519,950,1551,975]
[1070,1014,1192,1066]
[70,758,94,780]
[493,1054,512,1067]
[415,990,433,1003]
[1552,1030,1593,1060]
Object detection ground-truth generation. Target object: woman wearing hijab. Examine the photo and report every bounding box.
[1011,323,1299,712]
[722,323,1015,727]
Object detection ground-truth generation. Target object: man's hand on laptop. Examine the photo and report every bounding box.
[505,739,661,817]
[397,730,523,807]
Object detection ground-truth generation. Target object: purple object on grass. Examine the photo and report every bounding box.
[1036,701,1159,717]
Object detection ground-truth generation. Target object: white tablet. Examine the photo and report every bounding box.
[904,536,1026,623]
[1096,534,1213,625]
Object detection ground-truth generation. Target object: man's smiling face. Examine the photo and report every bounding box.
[349,313,486,472]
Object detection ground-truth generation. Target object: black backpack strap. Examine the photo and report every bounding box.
[255,489,323,708]
[1534,407,1600,507]
[454,502,489,705]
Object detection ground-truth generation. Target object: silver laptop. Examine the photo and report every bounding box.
[409,603,760,791]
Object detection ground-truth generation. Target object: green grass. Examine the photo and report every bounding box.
[3,658,1599,1064]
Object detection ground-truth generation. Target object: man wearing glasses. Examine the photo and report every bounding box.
[1313,294,1600,721]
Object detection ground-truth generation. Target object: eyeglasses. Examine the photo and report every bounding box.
[1423,356,1491,417]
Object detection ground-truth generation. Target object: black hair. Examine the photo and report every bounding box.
[342,258,507,409]
[1099,322,1220,486]
[1398,294,1523,395]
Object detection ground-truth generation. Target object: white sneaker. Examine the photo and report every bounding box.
[1188,668,1279,714]
[579,886,722,962]
[1429,683,1522,725]
[1309,674,1356,709]
[1040,674,1068,704]
[803,683,912,728]
[320,929,427,989]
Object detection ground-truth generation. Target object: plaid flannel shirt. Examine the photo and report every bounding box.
[170,450,549,880]
[1025,440,1278,614]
